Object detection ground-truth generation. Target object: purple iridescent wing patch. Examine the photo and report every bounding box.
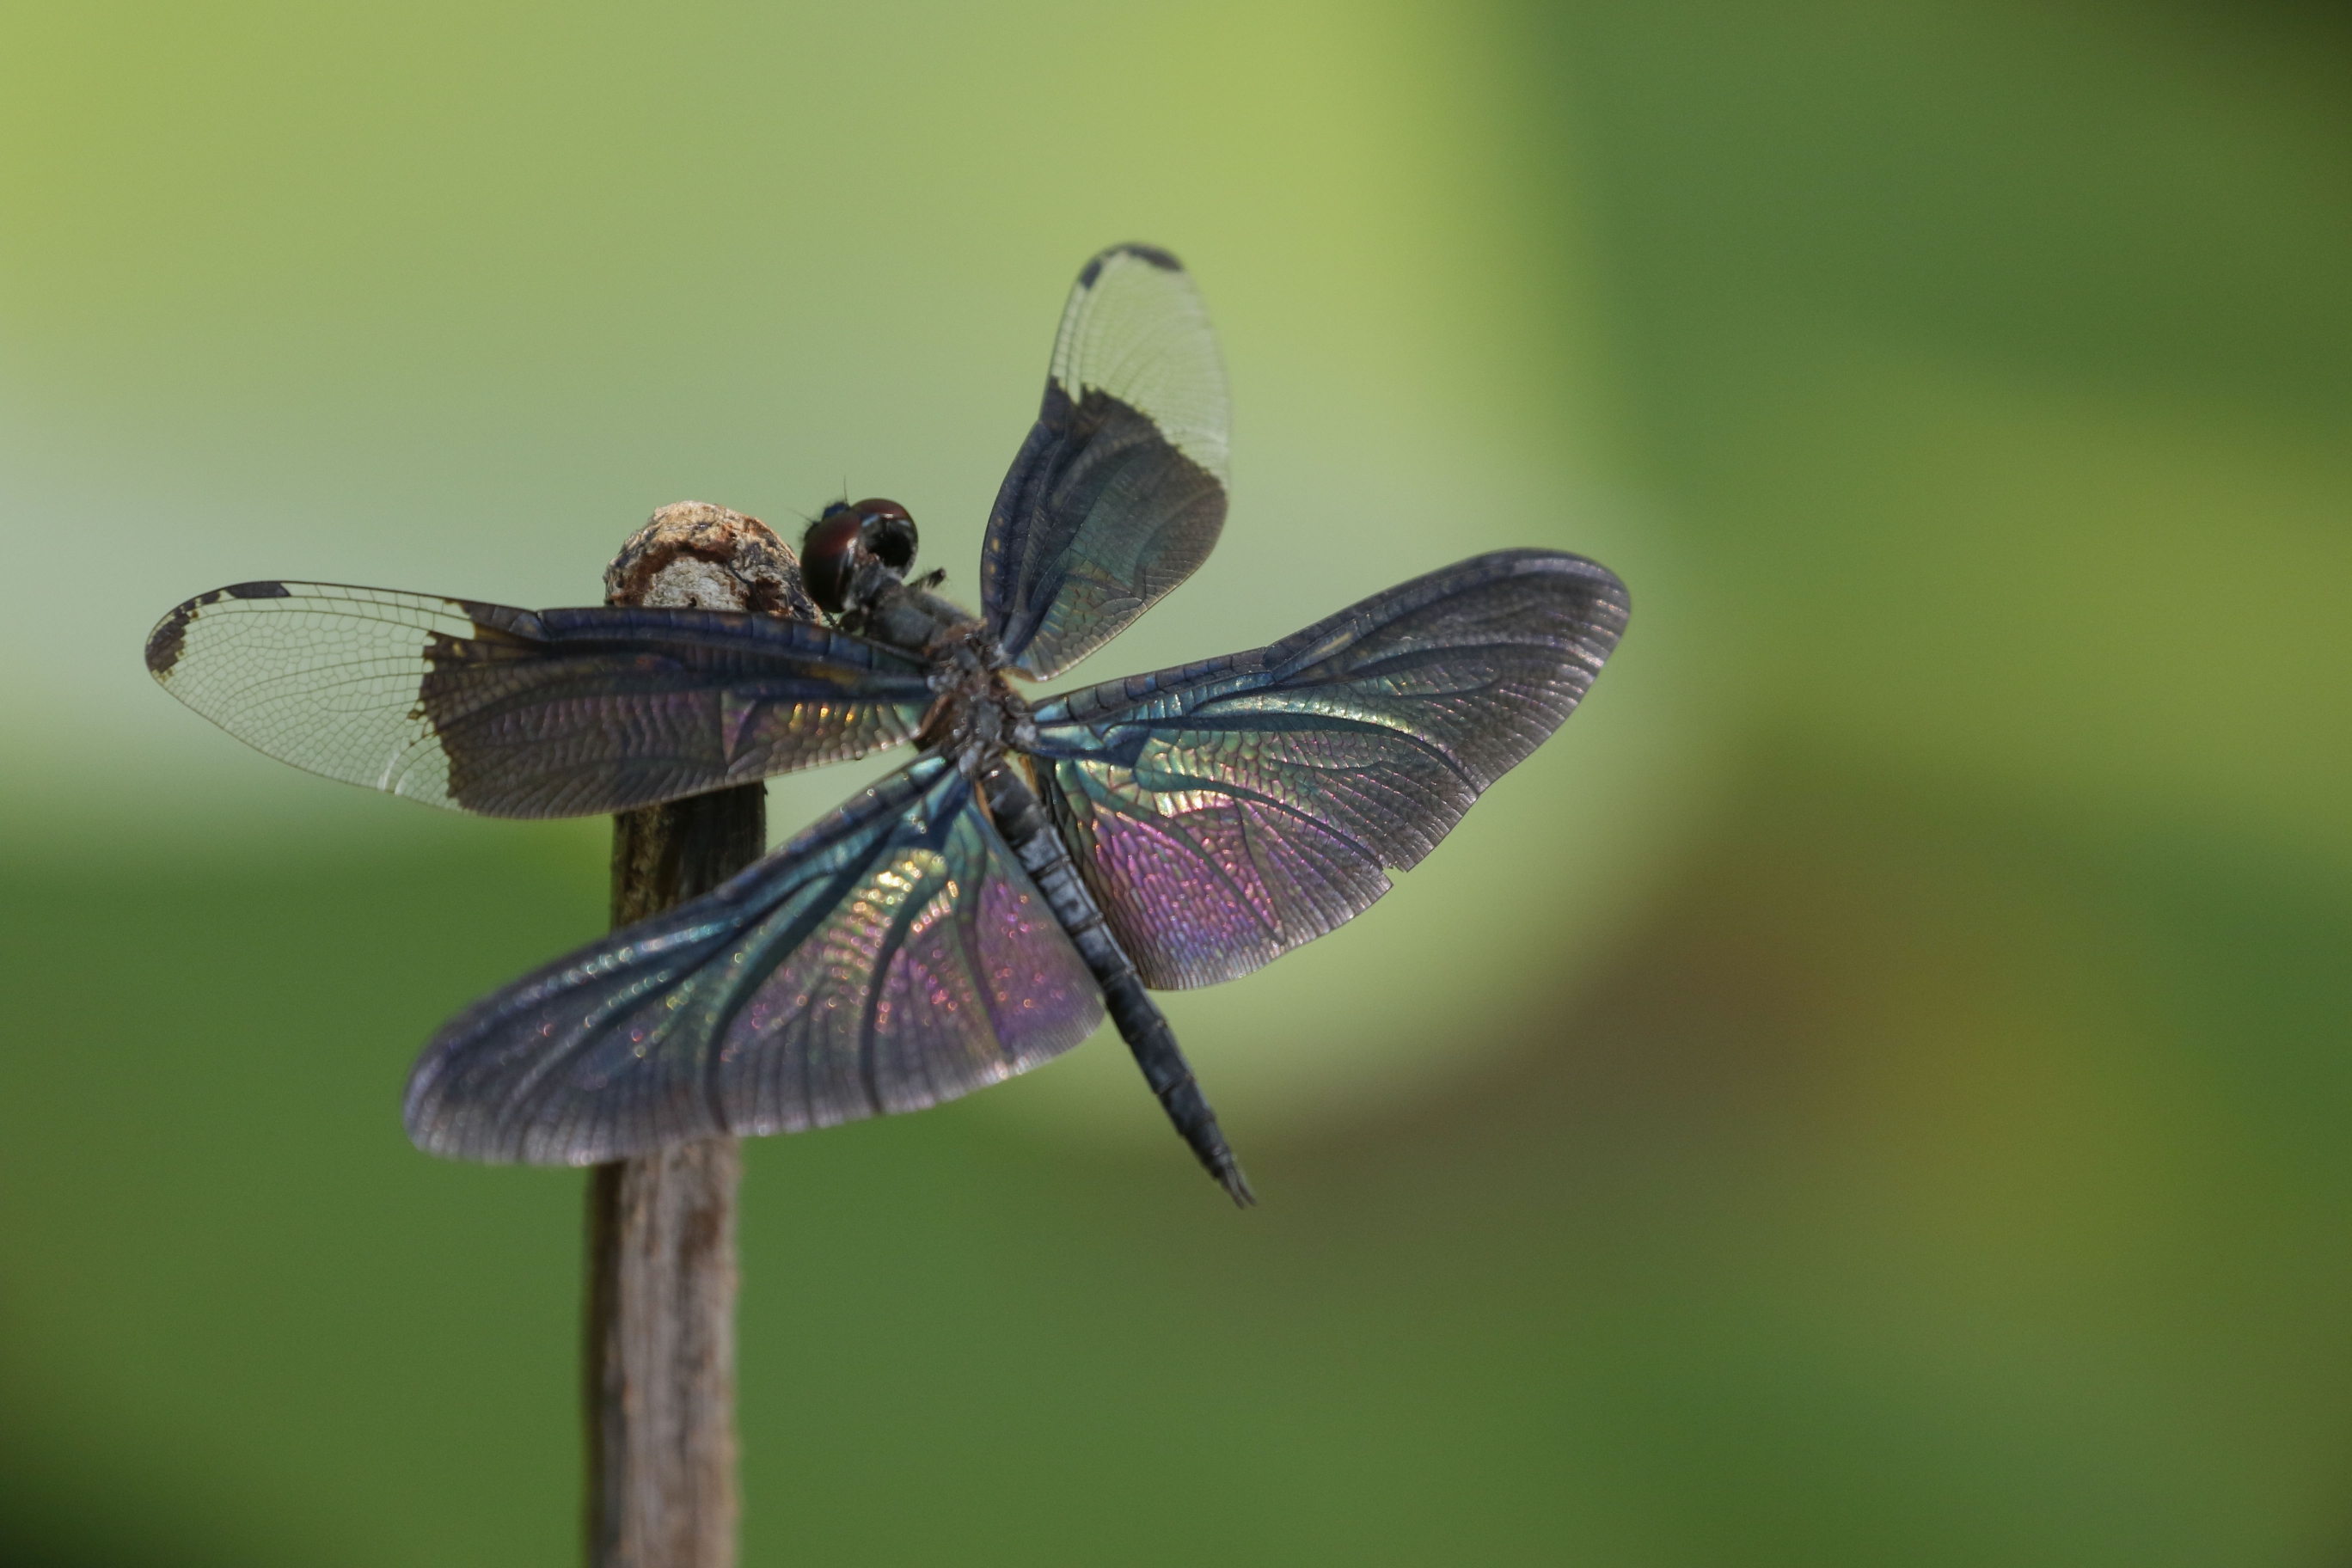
[981,244,1230,681]
[144,582,934,818]
[404,756,1105,1165]
[1025,550,1631,989]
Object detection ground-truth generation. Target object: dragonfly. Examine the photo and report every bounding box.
[144,244,1630,1205]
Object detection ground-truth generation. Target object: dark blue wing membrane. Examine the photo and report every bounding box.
[1025,550,1630,989]
[981,244,1231,681]
[405,757,1106,1164]
[144,582,934,818]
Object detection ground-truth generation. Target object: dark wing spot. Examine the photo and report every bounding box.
[144,605,193,676]
[224,580,291,599]
[1076,243,1186,290]
[1111,242,1183,272]
[144,587,235,677]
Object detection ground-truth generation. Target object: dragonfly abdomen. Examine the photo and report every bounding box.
[979,757,1255,1206]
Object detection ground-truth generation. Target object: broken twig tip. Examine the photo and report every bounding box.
[605,501,820,620]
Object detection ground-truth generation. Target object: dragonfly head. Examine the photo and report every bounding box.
[803,499,920,616]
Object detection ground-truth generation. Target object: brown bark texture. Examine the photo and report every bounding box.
[585,503,812,1568]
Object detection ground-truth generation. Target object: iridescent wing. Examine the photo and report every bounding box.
[144,581,934,818]
[1023,550,1630,989]
[405,756,1105,1164]
[981,244,1230,680]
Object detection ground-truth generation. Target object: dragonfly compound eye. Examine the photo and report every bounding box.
[854,499,919,573]
[800,504,866,615]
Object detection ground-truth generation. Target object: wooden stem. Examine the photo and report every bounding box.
[584,502,815,1568]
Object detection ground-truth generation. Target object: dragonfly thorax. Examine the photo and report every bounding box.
[910,614,1032,774]
[806,508,1032,771]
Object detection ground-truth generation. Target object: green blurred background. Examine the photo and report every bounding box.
[3,1,2349,1562]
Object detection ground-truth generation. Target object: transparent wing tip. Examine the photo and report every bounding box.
[144,580,293,680]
